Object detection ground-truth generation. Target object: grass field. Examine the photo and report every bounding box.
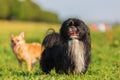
[0,20,120,80]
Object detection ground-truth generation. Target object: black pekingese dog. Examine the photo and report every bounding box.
[40,18,91,74]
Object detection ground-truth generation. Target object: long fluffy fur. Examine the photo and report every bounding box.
[40,18,91,74]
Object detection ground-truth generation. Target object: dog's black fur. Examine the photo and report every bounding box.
[40,18,91,74]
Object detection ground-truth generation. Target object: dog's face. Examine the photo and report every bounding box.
[67,24,79,39]
[11,32,25,50]
[60,18,88,40]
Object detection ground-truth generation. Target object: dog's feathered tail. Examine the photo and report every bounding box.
[42,28,60,48]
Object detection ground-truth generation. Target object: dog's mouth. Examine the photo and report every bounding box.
[68,27,79,39]
[11,41,18,52]
[68,31,79,39]
[13,44,18,52]
[69,31,78,35]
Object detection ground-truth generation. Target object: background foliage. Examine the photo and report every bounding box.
[0,0,60,23]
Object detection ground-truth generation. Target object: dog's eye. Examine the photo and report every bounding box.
[11,40,14,42]
[17,39,20,42]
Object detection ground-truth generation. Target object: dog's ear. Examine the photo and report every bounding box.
[11,34,14,38]
[20,32,24,38]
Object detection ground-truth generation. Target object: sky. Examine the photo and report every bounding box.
[33,0,120,22]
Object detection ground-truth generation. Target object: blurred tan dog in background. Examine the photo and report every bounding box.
[11,32,43,71]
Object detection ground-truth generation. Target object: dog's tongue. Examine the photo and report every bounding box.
[13,45,18,52]
[69,31,76,35]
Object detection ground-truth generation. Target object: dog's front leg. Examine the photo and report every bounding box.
[18,60,22,69]
[26,60,31,71]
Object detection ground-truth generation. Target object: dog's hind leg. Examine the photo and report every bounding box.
[40,58,54,74]
[40,51,54,74]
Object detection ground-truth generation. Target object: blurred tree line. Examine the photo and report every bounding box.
[0,0,60,23]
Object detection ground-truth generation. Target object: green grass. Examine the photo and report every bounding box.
[0,20,120,80]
